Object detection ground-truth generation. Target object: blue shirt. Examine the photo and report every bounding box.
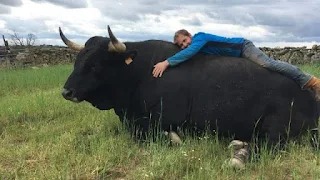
[167,32,245,66]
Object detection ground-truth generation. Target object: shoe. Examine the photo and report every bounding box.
[304,76,320,101]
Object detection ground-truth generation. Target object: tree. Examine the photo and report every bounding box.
[26,33,36,46]
[10,31,24,46]
[10,31,37,46]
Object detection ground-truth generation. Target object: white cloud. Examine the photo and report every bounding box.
[0,0,319,47]
[30,0,87,9]
[0,0,22,7]
[0,20,6,29]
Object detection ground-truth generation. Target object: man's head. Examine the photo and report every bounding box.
[173,29,192,49]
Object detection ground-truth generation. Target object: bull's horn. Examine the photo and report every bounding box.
[59,27,84,51]
[107,25,126,52]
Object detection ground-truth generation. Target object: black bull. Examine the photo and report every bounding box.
[60,27,319,144]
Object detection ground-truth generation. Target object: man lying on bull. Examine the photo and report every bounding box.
[152,29,320,100]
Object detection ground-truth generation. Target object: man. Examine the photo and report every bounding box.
[153,29,320,100]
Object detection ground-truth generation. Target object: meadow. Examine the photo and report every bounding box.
[1,64,320,179]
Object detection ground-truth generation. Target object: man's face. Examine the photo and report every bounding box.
[175,34,192,49]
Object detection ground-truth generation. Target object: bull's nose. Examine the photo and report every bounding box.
[62,88,73,100]
[62,88,81,103]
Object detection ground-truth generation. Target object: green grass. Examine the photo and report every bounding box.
[0,64,320,179]
[0,65,71,96]
[300,63,320,77]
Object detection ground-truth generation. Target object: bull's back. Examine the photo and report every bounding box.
[155,54,318,140]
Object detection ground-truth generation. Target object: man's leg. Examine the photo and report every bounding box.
[241,39,320,100]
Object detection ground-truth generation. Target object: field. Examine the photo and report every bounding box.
[1,64,320,179]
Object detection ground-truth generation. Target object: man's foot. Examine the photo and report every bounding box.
[304,76,320,101]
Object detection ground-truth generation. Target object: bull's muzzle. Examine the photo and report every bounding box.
[62,88,80,103]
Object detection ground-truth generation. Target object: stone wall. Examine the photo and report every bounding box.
[260,44,320,64]
[0,44,320,67]
[0,45,77,67]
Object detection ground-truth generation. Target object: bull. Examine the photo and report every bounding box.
[60,26,319,166]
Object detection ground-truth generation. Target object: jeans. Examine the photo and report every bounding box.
[241,39,311,88]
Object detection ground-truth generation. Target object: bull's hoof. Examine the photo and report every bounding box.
[164,131,182,145]
[228,140,248,150]
[228,157,245,169]
[227,140,250,169]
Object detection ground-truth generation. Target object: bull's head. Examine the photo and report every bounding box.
[60,26,136,110]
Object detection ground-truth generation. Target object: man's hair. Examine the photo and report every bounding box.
[173,29,191,44]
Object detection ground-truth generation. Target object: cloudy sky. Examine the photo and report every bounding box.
[0,0,319,47]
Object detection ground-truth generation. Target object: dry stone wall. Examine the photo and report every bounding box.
[0,45,320,67]
[0,45,77,67]
[260,45,320,64]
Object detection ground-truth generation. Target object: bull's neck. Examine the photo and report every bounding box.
[124,40,178,83]
[112,41,178,117]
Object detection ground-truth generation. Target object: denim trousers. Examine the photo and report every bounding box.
[241,39,311,88]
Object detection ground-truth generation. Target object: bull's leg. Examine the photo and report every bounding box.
[310,128,319,150]
[148,107,184,145]
[227,140,250,169]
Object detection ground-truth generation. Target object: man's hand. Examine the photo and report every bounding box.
[153,60,170,78]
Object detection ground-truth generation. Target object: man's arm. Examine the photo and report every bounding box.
[152,39,207,77]
[152,60,170,77]
[167,39,206,66]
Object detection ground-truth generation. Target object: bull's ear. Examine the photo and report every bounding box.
[124,50,137,65]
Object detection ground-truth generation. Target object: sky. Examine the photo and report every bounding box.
[0,0,319,48]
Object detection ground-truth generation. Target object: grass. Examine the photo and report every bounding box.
[0,64,320,179]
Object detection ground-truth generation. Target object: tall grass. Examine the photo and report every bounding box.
[0,64,320,179]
